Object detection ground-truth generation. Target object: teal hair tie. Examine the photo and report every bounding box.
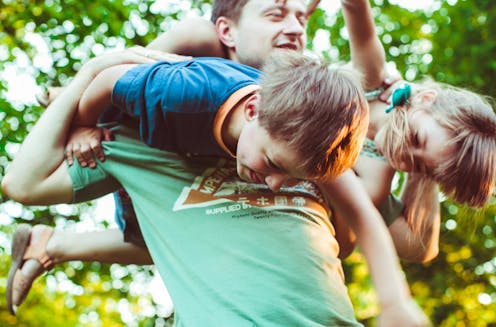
[385,83,411,113]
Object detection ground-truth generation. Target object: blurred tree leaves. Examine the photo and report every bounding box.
[0,0,495,325]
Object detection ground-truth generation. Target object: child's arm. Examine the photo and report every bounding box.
[65,18,223,167]
[61,63,136,168]
[352,154,441,262]
[76,18,223,125]
[72,64,136,127]
[341,0,442,263]
[318,171,430,326]
[341,0,386,90]
[392,175,441,262]
[147,17,225,58]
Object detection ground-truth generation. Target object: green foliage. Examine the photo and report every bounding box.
[0,0,495,325]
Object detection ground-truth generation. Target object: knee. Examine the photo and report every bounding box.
[1,173,34,205]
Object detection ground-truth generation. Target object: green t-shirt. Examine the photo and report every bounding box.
[68,125,362,327]
[361,138,404,226]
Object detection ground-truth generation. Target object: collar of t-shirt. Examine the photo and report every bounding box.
[213,84,261,158]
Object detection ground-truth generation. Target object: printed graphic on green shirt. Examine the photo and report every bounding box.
[173,159,329,219]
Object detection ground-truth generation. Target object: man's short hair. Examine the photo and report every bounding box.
[211,0,251,23]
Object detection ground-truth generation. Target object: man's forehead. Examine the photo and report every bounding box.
[246,0,306,11]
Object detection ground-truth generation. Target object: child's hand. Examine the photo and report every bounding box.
[378,62,403,102]
[65,126,113,168]
[378,298,431,327]
[139,47,192,62]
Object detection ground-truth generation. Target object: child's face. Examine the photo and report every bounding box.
[236,117,303,192]
[230,0,307,68]
[375,108,456,175]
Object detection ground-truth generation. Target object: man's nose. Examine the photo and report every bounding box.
[283,15,305,36]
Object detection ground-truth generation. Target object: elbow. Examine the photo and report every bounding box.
[418,245,439,263]
[398,243,439,263]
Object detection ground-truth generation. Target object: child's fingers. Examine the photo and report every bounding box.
[77,143,96,168]
[379,80,406,103]
[65,145,74,166]
[130,45,191,62]
[380,62,403,102]
[154,52,192,62]
[90,139,105,163]
[71,143,87,167]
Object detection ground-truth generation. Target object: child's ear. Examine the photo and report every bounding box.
[243,93,261,121]
[412,90,438,107]
[216,17,236,48]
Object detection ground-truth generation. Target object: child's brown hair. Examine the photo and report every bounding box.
[258,51,369,180]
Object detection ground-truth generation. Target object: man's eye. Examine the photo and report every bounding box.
[268,10,283,18]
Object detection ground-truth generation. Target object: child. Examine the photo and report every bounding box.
[338,0,496,259]
[71,50,368,190]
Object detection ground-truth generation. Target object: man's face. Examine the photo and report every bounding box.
[229,0,308,68]
[236,117,303,192]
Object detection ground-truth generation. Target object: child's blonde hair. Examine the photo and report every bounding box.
[258,51,369,180]
[381,80,495,231]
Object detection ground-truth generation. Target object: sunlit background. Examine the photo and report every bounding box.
[1,0,495,326]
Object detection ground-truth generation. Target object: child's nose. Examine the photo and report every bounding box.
[265,174,285,192]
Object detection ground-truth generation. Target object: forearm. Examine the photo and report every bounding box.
[397,175,441,262]
[389,214,440,263]
[351,200,411,307]
[72,64,135,127]
[341,0,385,89]
[320,172,411,308]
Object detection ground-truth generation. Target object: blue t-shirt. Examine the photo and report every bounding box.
[108,57,261,157]
[101,57,261,235]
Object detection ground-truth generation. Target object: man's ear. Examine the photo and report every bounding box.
[243,93,261,121]
[412,90,438,107]
[216,17,236,48]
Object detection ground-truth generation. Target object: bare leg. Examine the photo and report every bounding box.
[4,48,157,313]
[47,228,151,264]
[2,48,155,205]
[14,226,152,309]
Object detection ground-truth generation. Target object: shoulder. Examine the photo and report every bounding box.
[194,58,261,77]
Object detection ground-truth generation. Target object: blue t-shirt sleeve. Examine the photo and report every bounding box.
[112,61,193,148]
[111,58,260,153]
